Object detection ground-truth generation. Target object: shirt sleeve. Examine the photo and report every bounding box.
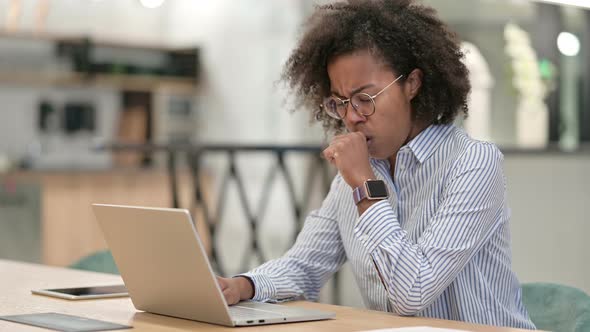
[354,143,507,315]
[239,175,347,303]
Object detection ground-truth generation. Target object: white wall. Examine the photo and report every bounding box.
[163,0,323,144]
[506,155,590,294]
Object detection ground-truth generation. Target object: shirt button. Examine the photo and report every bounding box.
[359,234,369,242]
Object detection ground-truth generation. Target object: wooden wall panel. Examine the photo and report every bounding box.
[8,170,210,268]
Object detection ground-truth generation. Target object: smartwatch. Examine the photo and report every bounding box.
[352,179,389,205]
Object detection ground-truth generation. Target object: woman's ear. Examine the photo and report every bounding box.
[405,68,423,100]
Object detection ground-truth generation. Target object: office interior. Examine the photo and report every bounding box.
[0,0,589,328]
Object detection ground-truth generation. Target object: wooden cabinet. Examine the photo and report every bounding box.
[5,169,208,267]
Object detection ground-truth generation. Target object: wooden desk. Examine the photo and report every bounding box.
[1,260,534,332]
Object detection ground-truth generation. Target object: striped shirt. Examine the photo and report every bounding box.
[242,124,535,329]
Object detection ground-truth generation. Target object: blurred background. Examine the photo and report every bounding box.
[0,0,588,307]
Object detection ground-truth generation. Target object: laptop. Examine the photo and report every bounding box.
[91,204,335,327]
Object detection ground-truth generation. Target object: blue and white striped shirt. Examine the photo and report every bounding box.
[242,124,535,329]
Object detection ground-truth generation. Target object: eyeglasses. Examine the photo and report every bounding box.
[321,74,404,120]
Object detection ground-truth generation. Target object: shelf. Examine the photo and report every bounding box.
[0,30,199,93]
[0,71,197,94]
[0,30,192,52]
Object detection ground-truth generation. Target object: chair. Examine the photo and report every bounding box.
[522,282,590,332]
[69,250,119,274]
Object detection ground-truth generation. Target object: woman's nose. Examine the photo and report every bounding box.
[343,104,366,127]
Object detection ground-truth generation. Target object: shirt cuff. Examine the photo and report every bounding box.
[354,200,403,253]
[236,272,277,302]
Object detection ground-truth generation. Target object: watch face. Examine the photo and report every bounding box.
[365,180,388,198]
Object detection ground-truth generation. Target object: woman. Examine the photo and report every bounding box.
[217,0,535,329]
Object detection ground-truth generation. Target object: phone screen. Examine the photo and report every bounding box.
[46,285,127,296]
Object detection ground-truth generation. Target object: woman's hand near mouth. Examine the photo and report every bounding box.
[322,131,376,189]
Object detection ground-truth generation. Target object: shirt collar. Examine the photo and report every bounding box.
[406,124,454,164]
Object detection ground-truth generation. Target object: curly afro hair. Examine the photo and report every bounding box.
[282,0,471,133]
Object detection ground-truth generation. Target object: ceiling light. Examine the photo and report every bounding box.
[557,32,581,56]
[139,0,166,9]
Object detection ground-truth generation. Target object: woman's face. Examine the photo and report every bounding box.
[326,51,423,160]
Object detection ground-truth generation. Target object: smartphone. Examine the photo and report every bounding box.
[31,284,128,300]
